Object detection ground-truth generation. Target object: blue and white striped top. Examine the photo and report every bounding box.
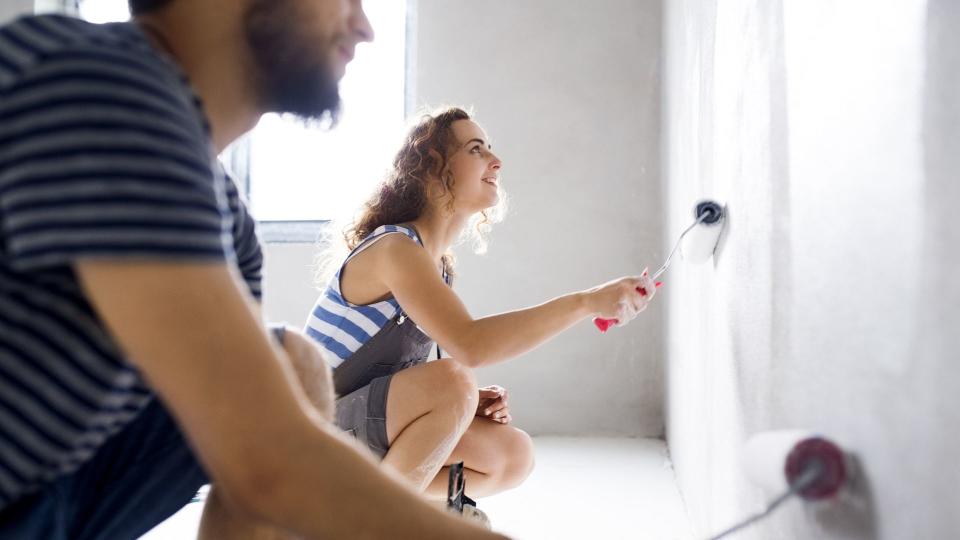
[305,225,432,368]
[0,15,262,510]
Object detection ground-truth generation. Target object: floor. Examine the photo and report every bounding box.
[141,437,693,540]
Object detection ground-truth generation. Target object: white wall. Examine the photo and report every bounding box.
[264,0,665,436]
[665,0,960,538]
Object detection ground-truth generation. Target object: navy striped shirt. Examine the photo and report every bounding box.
[0,14,262,509]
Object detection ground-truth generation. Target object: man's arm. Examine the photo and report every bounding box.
[76,260,506,540]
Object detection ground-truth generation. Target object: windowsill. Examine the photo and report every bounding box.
[258,221,330,244]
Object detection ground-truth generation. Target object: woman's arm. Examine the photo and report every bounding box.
[366,235,655,368]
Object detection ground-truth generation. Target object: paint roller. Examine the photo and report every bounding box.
[708,430,849,539]
[742,430,847,500]
[593,200,726,332]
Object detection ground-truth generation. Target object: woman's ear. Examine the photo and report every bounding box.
[424,177,442,200]
[427,147,443,169]
[423,171,455,214]
[425,174,448,201]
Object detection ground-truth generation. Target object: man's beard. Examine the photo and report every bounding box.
[244,0,342,124]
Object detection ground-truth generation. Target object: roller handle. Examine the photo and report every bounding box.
[593,282,662,333]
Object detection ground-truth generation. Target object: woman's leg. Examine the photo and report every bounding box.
[423,417,535,499]
[383,359,535,497]
[381,359,479,491]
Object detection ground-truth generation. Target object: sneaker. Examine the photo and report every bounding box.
[460,495,492,529]
[447,462,492,529]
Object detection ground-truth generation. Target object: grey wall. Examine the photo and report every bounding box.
[1,0,33,23]
[264,0,665,436]
[664,0,960,538]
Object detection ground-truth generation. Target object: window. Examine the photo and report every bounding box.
[76,0,124,22]
[64,0,410,238]
[247,3,408,224]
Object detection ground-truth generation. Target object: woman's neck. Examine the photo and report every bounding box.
[409,209,468,264]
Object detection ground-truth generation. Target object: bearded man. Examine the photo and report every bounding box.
[0,2,507,539]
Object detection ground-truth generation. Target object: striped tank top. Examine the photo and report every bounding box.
[305,224,443,369]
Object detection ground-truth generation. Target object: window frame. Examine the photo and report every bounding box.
[35,0,78,15]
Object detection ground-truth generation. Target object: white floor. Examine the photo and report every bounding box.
[141,437,693,540]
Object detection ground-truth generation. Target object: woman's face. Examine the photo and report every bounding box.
[441,119,502,214]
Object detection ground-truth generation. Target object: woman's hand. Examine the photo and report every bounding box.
[585,270,657,327]
[477,385,511,424]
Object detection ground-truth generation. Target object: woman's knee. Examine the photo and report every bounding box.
[428,359,478,419]
[282,329,336,421]
[500,428,535,488]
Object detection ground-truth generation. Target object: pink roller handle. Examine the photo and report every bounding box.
[593,282,662,333]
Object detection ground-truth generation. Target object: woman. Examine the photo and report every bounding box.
[304,107,656,514]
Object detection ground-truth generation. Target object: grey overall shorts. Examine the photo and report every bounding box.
[333,309,434,459]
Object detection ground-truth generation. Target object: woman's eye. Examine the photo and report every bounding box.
[471,146,482,154]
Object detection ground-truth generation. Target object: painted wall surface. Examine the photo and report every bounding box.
[0,1,33,23]
[264,0,665,436]
[664,0,960,538]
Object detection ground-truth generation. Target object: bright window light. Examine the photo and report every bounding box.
[248,2,407,221]
[74,0,408,223]
[77,0,129,22]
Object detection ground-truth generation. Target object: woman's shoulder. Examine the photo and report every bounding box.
[345,224,424,265]
[362,224,421,244]
[337,224,433,302]
[350,224,422,255]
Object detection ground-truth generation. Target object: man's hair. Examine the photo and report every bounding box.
[128,0,174,16]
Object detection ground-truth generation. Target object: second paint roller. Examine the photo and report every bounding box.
[594,200,726,333]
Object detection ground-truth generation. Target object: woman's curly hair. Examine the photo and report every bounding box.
[331,106,503,283]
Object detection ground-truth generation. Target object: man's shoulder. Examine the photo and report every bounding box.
[0,14,175,92]
[1,14,141,55]
[0,14,206,149]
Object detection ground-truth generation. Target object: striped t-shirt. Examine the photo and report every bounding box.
[0,15,262,509]
[304,225,429,369]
